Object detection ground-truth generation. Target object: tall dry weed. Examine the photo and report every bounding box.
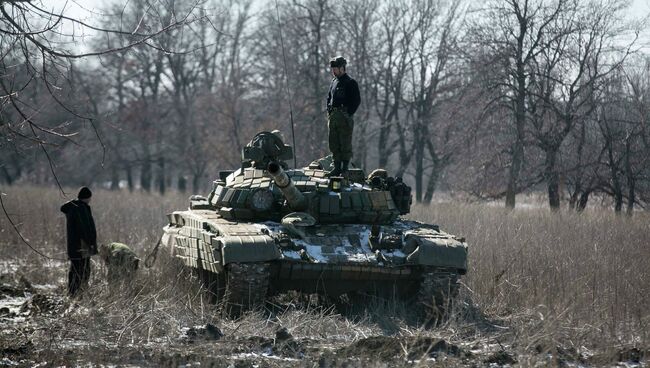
[410,202,649,350]
[0,186,647,361]
[0,185,186,259]
[0,186,388,353]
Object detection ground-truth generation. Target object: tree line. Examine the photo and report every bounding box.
[1,0,649,214]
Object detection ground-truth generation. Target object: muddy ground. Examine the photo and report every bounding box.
[0,261,646,368]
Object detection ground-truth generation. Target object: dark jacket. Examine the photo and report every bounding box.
[327,73,361,115]
[61,200,97,259]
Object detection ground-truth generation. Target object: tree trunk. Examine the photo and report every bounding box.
[377,121,392,168]
[157,157,166,195]
[544,148,561,211]
[126,166,134,192]
[614,190,623,213]
[141,152,152,192]
[356,121,368,170]
[423,138,441,204]
[626,178,635,216]
[612,169,623,214]
[576,190,590,212]
[506,61,527,209]
[607,143,623,214]
[423,165,440,204]
[396,125,412,179]
[110,166,119,190]
[1,166,13,185]
[570,123,587,210]
[568,191,578,209]
[192,174,201,194]
[414,132,424,202]
[625,139,634,216]
[506,141,523,209]
[178,175,187,193]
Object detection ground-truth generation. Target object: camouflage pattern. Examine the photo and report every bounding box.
[327,108,354,162]
[100,242,140,282]
[161,131,468,315]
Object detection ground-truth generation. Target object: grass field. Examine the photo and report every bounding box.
[0,186,647,366]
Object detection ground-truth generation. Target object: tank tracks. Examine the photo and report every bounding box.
[417,270,460,322]
[200,264,459,319]
[223,263,270,315]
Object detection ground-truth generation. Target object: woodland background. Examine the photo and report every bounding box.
[2,0,650,213]
[1,2,648,365]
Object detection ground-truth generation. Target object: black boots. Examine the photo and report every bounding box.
[327,160,350,177]
[341,160,349,175]
[327,160,342,177]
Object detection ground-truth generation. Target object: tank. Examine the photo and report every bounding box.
[161,131,468,318]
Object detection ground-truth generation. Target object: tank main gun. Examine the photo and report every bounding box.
[267,161,307,211]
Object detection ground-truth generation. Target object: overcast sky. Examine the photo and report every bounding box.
[39,0,650,54]
[48,0,650,20]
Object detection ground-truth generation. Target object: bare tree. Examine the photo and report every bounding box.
[593,65,649,213]
[527,0,637,210]
[0,0,205,188]
[467,0,569,208]
[403,0,464,203]
[371,0,416,170]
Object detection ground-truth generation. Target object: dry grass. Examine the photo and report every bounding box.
[0,186,648,365]
[410,202,649,354]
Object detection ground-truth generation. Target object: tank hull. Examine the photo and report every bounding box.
[162,208,466,300]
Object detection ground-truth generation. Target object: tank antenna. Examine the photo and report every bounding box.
[275,0,297,168]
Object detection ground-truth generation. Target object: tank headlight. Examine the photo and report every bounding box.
[249,189,275,212]
[329,177,342,191]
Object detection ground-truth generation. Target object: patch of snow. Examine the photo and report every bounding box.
[229,352,300,362]
[254,221,418,265]
[0,260,22,273]
[43,260,66,268]
[32,284,58,291]
[615,362,645,368]
[0,358,19,366]
[0,295,28,315]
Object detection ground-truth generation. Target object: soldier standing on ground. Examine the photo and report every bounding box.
[60,187,98,297]
[326,56,361,177]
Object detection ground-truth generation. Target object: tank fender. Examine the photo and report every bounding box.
[219,235,281,264]
[405,234,468,273]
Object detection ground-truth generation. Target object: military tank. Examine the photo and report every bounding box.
[161,131,468,317]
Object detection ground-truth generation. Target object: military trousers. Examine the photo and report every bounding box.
[327,108,354,161]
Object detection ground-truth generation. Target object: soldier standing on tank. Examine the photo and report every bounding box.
[326,56,361,177]
[60,187,98,298]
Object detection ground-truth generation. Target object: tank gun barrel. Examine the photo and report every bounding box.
[268,162,307,211]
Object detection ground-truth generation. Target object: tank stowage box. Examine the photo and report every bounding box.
[162,131,468,318]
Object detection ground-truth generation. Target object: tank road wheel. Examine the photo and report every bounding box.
[417,271,460,325]
[222,263,270,316]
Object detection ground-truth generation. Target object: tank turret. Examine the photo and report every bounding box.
[204,131,408,224]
